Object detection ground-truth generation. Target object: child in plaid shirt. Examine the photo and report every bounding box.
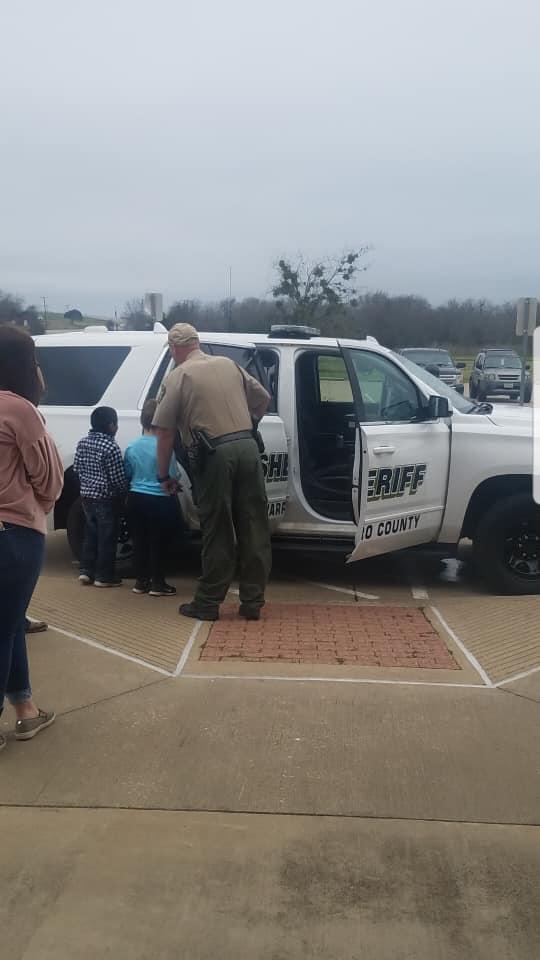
[73,406,128,587]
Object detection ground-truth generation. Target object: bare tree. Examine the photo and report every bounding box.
[121,298,152,331]
[272,249,369,326]
[0,290,44,334]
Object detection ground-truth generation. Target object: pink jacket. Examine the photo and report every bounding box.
[0,391,64,535]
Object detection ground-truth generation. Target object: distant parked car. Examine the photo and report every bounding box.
[398,348,465,394]
[469,349,531,402]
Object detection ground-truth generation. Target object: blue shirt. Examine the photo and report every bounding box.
[124,435,176,497]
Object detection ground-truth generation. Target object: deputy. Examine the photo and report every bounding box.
[153,323,272,622]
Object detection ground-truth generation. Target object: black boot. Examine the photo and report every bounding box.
[239,604,261,621]
[179,602,219,621]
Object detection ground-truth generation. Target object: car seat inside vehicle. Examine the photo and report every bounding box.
[295,351,355,522]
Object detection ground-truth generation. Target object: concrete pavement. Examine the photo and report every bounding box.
[1,536,539,958]
[2,807,539,960]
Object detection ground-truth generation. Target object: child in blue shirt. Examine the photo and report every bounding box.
[124,399,179,596]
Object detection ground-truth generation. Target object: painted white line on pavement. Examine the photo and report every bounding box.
[429,606,493,687]
[308,581,379,601]
[173,620,204,676]
[495,664,540,688]
[181,672,489,689]
[411,586,429,600]
[46,624,173,677]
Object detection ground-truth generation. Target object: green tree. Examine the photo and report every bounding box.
[63,308,83,324]
[272,250,368,326]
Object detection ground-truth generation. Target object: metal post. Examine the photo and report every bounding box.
[520,331,528,405]
[228,267,232,332]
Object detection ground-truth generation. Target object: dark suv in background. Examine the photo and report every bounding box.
[469,349,530,402]
[398,348,465,393]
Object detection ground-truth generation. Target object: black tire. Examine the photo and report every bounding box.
[469,380,477,399]
[477,386,486,401]
[473,493,540,594]
[66,496,85,561]
[525,386,532,403]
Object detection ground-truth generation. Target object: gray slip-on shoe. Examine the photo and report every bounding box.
[15,709,56,741]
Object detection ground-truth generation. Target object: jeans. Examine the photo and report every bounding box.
[127,493,178,586]
[0,523,45,714]
[81,499,119,582]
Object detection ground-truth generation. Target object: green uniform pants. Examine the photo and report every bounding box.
[194,438,271,613]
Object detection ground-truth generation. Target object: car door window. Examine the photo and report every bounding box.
[347,350,421,423]
[317,355,353,404]
[209,343,277,412]
[145,342,214,401]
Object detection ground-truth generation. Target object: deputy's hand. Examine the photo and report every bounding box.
[161,477,179,495]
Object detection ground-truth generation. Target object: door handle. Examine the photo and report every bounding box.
[372,445,396,455]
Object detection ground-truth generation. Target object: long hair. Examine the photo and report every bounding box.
[0,325,41,406]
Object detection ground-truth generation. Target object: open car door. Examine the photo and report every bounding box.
[348,417,370,560]
[340,343,452,564]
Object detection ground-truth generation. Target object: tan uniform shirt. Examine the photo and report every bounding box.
[153,349,270,446]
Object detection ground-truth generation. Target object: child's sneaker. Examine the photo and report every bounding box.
[79,573,94,585]
[94,579,123,588]
[149,582,177,597]
[132,580,150,594]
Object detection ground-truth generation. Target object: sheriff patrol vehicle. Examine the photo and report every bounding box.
[34,324,538,595]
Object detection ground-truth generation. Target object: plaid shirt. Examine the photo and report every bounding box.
[73,430,128,500]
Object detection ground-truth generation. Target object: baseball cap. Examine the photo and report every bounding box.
[167,323,199,346]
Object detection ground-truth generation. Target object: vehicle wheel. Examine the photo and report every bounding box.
[469,381,477,399]
[477,386,486,401]
[66,497,85,561]
[525,386,532,403]
[473,493,540,594]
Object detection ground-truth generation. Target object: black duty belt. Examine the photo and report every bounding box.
[210,430,254,447]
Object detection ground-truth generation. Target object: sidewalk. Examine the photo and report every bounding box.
[1,538,539,958]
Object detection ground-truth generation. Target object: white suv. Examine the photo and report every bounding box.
[35,324,538,595]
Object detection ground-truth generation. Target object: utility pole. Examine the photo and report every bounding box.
[516,298,538,405]
[227,267,232,331]
[41,296,48,326]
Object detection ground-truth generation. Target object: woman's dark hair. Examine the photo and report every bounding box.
[140,398,157,431]
[0,325,41,405]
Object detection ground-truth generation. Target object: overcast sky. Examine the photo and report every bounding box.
[2,0,539,317]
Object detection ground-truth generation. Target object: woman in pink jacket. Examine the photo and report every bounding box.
[0,326,64,752]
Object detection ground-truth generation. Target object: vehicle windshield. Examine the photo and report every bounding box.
[402,349,453,366]
[396,354,476,413]
[484,354,521,369]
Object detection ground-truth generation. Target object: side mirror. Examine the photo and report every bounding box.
[526,364,531,371]
[426,395,452,420]
[457,362,466,369]
[425,364,440,377]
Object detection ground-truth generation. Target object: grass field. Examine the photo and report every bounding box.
[44,311,104,330]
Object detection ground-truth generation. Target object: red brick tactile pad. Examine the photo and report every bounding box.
[200,604,460,669]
